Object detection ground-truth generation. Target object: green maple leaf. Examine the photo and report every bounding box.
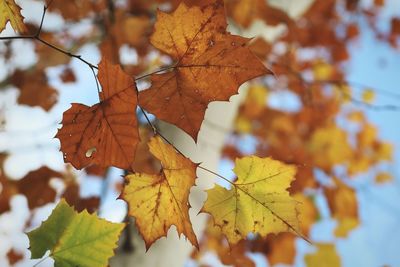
[27,199,124,267]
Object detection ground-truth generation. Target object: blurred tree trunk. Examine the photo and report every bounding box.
[110,86,246,267]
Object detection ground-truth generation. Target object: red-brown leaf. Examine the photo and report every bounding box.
[56,59,139,171]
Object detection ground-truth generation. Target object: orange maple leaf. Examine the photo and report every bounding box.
[227,0,296,30]
[56,59,139,171]
[139,0,270,140]
[11,69,59,111]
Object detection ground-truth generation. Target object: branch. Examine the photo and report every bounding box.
[135,65,177,81]
[272,61,400,111]
[0,4,101,95]
[0,6,98,69]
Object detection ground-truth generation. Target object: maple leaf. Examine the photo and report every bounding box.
[375,172,392,183]
[308,125,353,171]
[27,199,124,267]
[192,220,256,267]
[11,69,59,111]
[0,165,62,213]
[16,167,63,209]
[361,88,375,104]
[60,67,76,83]
[304,243,341,267]
[48,0,105,21]
[227,0,296,30]
[259,233,296,266]
[18,83,58,111]
[202,156,300,245]
[0,153,13,213]
[121,136,198,249]
[139,0,269,140]
[324,178,359,238]
[0,0,27,33]
[62,183,100,213]
[6,248,23,265]
[56,58,139,171]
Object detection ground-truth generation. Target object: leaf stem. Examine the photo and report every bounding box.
[198,165,234,186]
[139,107,157,134]
[135,65,176,80]
[32,256,49,267]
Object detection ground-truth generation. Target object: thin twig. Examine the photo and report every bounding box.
[0,35,34,40]
[322,78,400,100]
[272,61,400,111]
[0,5,98,71]
[139,107,157,134]
[0,4,101,99]
[32,256,48,267]
[135,65,176,80]
[198,165,233,185]
[89,66,101,95]
[36,4,47,35]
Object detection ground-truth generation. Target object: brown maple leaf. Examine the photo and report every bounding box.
[139,0,270,141]
[62,183,100,213]
[11,69,59,111]
[6,248,24,265]
[17,167,63,209]
[1,165,63,213]
[56,59,139,171]
[48,0,106,21]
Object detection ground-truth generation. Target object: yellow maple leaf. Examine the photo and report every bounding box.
[234,115,252,134]
[362,88,375,104]
[305,243,341,267]
[375,172,392,184]
[334,217,359,238]
[121,136,198,249]
[247,85,268,107]
[308,125,353,170]
[358,123,377,148]
[333,84,352,103]
[347,111,365,122]
[347,155,371,175]
[0,0,27,33]
[325,178,359,237]
[313,61,334,80]
[241,85,268,118]
[375,142,393,161]
[202,156,301,245]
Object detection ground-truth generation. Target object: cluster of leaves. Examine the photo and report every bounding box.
[192,0,398,266]
[0,0,398,266]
